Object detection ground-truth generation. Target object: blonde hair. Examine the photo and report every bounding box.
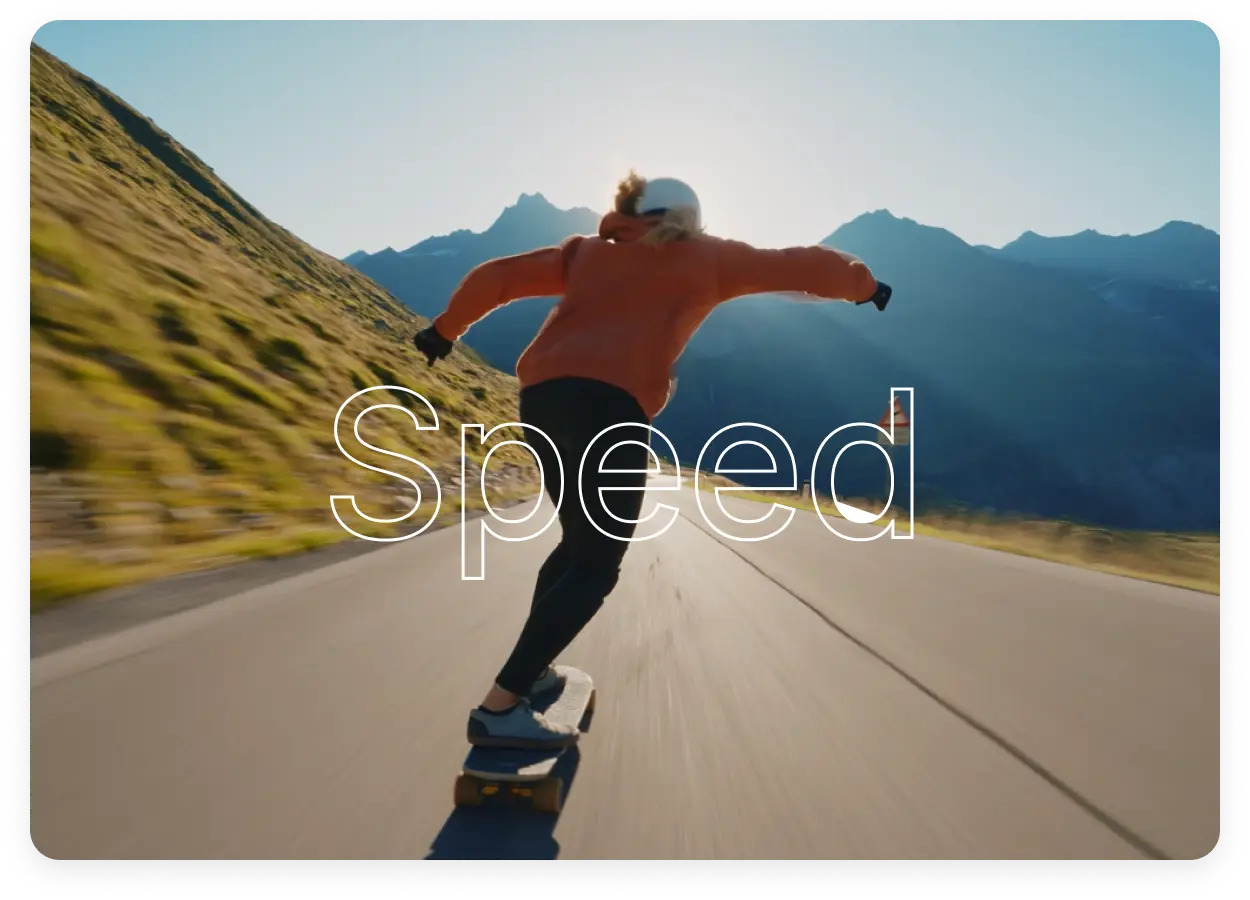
[613,169,704,245]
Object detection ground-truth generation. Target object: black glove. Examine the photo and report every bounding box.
[858,281,892,311]
[412,323,454,367]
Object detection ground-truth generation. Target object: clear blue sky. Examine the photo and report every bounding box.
[33,20,1219,257]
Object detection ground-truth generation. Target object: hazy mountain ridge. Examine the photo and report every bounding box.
[982,219,1219,374]
[343,194,1217,531]
[987,219,1219,289]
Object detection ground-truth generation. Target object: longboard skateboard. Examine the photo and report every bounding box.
[454,665,595,813]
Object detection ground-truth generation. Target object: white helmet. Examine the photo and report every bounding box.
[636,177,701,228]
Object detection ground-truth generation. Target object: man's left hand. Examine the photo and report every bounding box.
[413,324,455,366]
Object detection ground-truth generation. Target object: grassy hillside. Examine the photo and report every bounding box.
[29,44,537,608]
[656,461,1218,594]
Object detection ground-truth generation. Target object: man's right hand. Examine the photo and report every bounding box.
[858,281,892,311]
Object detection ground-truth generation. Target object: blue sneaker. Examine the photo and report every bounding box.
[467,698,579,749]
[529,665,567,698]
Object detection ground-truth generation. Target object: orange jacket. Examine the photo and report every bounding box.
[432,211,879,420]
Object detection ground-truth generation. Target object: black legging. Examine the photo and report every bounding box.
[494,377,651,696]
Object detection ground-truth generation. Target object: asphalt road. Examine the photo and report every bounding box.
[30,482,1219,859]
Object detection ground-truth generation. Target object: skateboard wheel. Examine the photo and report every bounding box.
[454,774,483,807]
[532,777,562,813]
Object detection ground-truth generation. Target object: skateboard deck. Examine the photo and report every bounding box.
[454,665,594,813]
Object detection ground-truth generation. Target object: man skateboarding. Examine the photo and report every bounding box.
[413,171,891,751]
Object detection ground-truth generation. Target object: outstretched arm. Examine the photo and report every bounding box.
[431,238,579,341]
[714,239,880,305]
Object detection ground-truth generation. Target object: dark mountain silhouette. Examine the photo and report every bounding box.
[344,202,1218,532]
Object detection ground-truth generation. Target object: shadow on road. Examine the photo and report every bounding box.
[424,746,583,859]
[425,695,594,860]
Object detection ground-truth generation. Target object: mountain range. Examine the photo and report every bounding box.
[346,197,1219,532]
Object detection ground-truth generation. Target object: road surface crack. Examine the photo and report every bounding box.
[677,510,1170,861]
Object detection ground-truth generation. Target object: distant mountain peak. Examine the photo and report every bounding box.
[353,191,602,280]
[992,218,1219,287]
[1158,219,1217,236]
[824,208,974,257]
[492,192,566,223]
[486,191,599,240]
[859,208,899,220]
[490,191,560,228]
[514,191,552,208]
[1003,220,1217,247]
[834,208,953,235]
